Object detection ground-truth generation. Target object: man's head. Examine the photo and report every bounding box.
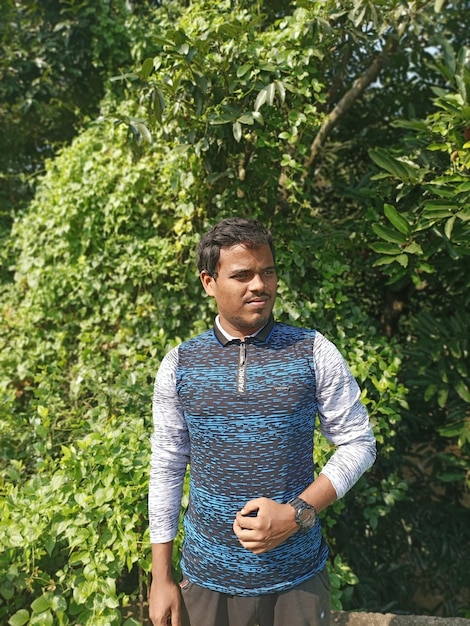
[197,218,277,338]
[196,218,275,278]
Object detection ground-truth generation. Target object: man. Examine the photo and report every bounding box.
[148,217,376,626]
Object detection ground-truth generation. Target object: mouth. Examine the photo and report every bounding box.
[246,297,270,307]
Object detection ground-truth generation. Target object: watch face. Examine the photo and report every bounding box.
[298,506,316,529]
[289,497,317,530]
[300,508,314,524]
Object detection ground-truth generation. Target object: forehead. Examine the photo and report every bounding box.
[218,244,274,270]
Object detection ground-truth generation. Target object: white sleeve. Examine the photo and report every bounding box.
[148,346,190,543]
[313,332,376,499]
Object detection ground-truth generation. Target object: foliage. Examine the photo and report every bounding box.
[0,0,469,623]
[368,39,470,488]
[349,39,470,616]
[0,119,206,624]
[0,113,407,624]
[0,0,147,235]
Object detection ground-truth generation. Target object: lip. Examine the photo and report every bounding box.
[246,297,269,306]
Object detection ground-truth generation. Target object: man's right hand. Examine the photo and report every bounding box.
[148,578,182,626]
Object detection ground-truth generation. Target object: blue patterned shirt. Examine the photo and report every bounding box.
[149,317,376,595]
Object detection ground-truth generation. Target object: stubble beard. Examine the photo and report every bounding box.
[230,310,271,335]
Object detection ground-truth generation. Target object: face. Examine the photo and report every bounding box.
[200,244,277,338]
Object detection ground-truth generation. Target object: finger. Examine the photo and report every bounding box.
[238,537,271,554]
[235,512,256,530]
[240,498,263,515]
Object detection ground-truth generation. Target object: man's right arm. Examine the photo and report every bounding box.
[149,348,190,625]
[149,542,182,626]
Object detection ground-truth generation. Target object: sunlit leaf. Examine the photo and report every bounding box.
[232,121,242,142]
[455,378,470,403]
[444,215,456,239]
[8,610,30,626]
[276,81,286,105]
[254,88,267,111]
[266,82,276,106]
[403,242,423,255]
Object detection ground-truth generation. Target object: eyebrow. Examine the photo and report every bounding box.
[228,265,276,275]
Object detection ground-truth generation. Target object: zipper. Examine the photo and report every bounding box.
[237,341,247,394]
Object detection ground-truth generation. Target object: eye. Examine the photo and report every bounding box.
[233,272,250,281]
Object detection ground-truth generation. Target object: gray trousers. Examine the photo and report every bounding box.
[178,567,331,626]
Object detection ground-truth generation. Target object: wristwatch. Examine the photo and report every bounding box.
[288,496,317,531]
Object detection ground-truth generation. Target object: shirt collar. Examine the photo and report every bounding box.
[213,315,275,346]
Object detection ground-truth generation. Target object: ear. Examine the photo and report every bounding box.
[200,270,216,296]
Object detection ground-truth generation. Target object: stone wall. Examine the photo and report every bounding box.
[332,612,470,626]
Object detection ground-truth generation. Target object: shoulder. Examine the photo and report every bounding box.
[179,328,216,352]
[272,321,317,343]
[155,329,215,383]
[311,331,344,360]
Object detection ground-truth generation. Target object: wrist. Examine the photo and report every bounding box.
[287,496,318,531]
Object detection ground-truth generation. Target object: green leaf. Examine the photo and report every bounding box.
[403,242,423,255]
[232,121,242,143]
[455,378,470,403]
[439,421,467,437]
[384,204,411,236]
[32,594,52,613]
[437,386,449,407]
[276,81,286,105]
[372,223,407,244]
[440,37,456,75]
[140,57,154,80]
[266,82,276,106]
[448,338,462,359]
[444,215,456,239]
[208,113,236,125]
[424,384,436,401]
[135,123,152,144]
[369,242,401,255]
[259,62,277,72]
[369,148,418,180]
[150,88,165,124]
[8,610,30,626]
[392,119,427,132]
[193,72,208,93]
[424,201,457,213]
[237,113,254,125]
[254,88,267,112]
[372,256,401,267]
[438,471,465,483]
[395,254,409,268]
[236,63,252,78]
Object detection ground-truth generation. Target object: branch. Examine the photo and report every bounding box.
[302,36,398,178]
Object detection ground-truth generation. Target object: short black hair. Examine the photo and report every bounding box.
[196,217,275,277]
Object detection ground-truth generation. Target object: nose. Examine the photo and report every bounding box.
[248,272,267,292]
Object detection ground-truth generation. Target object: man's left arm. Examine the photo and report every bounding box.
[233,332,376,553]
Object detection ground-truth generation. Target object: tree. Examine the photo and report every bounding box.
[0,0,142,238]
[1,0,469,622]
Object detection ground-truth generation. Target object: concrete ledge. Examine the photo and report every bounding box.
[332,612,470,625]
